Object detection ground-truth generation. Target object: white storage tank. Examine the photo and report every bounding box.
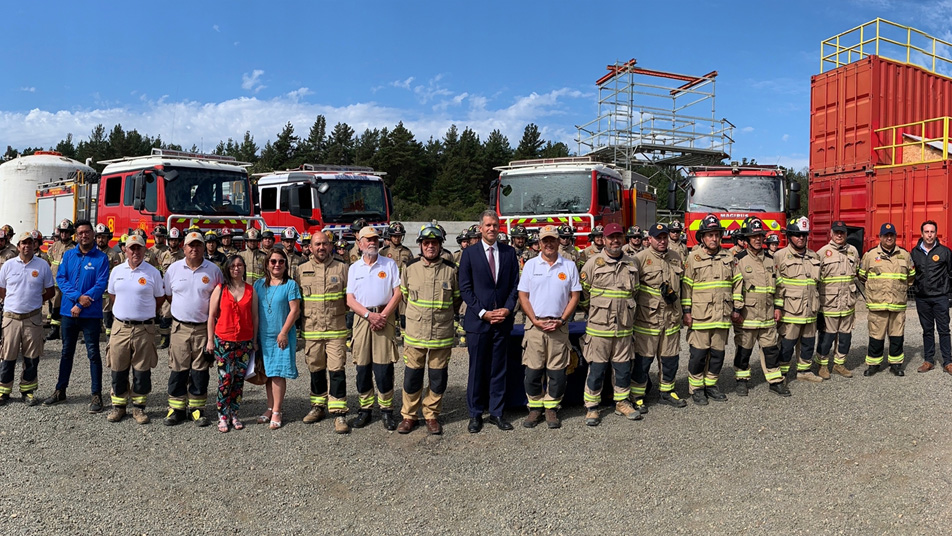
[0,151,97,233]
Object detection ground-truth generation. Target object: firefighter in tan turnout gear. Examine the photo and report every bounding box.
[294,230,351,434]
[682,214,740,405]
[668,220,688,261]
[774,217,823,383]
[396,225,460,435]
[732,217,788,397]
[814,220,859,378]
[858,222,915,377]
[157,227,185,349]
[579,223,641,426]
[240,228,268,283]
[630,223,685,411]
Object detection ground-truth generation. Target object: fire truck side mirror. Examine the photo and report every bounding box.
[788,180,801,212]
[287,183,314,221]
[667,182,676,211]
[132,172,149,211]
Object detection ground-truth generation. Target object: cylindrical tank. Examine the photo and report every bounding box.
[0,151,96,233]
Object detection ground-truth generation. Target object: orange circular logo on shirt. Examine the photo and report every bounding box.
[31,270,38,277]
[138,277,147,285]
[377,271,386,279]
[558,272,567,281]
[825,250,833,257]
[202,276,210,284]
[933,255,940,262]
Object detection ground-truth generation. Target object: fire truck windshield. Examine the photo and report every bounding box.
[498,172,591,215]
[688,175,783,213]
[165,167,251,216]
[318,179,387,223]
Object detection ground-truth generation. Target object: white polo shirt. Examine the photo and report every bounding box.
[0,256,54,314]
[164,258,223,323]
[517,253,581,318]
[346,254,400,308]
[109,260,165,321]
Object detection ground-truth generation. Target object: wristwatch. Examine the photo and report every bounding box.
[363,311,370,319]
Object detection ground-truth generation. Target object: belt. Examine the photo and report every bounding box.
[537,316,561,320]
[3,308,41,321]
[173,318,205,327]
[366,306,384,313]
[116,319,154,326]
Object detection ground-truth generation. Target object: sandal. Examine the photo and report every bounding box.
[217,416,229,433]
[269,411,283,430]
[257,408,272,424]
[231,416,244,431]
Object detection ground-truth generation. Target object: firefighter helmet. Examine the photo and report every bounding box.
[784,216,810,234]
[204,229,220,242]
[465,225,481,240]
[557,225,575,239]
[282,227,299,241]
[57,219,74,233]
[456,230,467,245]
[510,225,529,239]
[300,232,311,245]
[168,227,182,240]
[350,218,368,234]
[589,225,605,238]
[417,224,445,243]
[695,214,724,243]
[118,234,128,245]
[245,228,261,241]
[132,228,147,239]
[669,220,685,232]
[626,226,642,239]
[388,222,406,236]
[741,217,767,237]
[94,223,111,237]
[765,233,780,245]
[334,239,348,250]
[527,230,540,245]
[497,232,509,244]
[260,229,275,240]
[152,225,168,237]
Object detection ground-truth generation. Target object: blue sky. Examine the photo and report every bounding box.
[3,0,949,172]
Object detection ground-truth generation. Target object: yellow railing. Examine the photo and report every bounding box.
[874,117,951,169]
[821,18,952,75]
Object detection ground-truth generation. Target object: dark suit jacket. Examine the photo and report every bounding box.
[459,240,520,334]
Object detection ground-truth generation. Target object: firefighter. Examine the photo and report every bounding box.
[765,233,781,254]
[239,228,268,283]
[156,228,185,349]
[516,225,579,429]
[280,227,305,277]
[682,214,739,405]
[622,225,644,257]
[775,217,823,383]
[33,230,49,265]
[729,228,748,257]
[497,232,509,246]
[380,222,413,269]
[334,239,350,265]
[453,230,468,265]
[219,228,237,256]
[204,230,227,270]
[105,234,164,424]
[631,223,685,411]
[434,223,455,265]
[294,230,351,434]
[45,219,76,340]
[95,223,123,337]
[579,223,641,426]
[300,232,312,262]
[510,225,529,259]
[0,232,55,406]
[465,224,481,248]
[858,222,915,376]
[815,221,859,378]
[732,217,787,396]
[669,221,688,260]
[148,225,169,268]
[526,230,540,259]
[348,218,368,263]
[397,224,461,435]
[578,225,605,265]
[0,225,16,260]
[260,229,276,258]
[557,225,580,264]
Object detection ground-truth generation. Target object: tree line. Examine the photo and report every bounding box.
[6,119,571,221]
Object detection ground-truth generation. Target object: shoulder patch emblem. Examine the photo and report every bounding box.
[933,254,940,262]
[745,265,752,273]
[330,276,338,284]
[595,258,606,267]
[645,259,652,266]
[580,272,587,281]
[558,272,567,281]
[874,257,881,263]
[350,255,357,262]
[825,250,832,257]
[387,253,392,258]
[694,254,701,262]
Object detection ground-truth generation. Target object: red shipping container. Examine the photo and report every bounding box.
[809,162,952,253]
[810,56,952,177]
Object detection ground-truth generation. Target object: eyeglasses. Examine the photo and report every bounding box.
[269,259,286,265]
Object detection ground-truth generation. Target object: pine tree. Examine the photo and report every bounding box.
[513,123,544,160]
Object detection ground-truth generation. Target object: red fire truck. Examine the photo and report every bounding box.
[675,164,801,247]
[36,148,261,245]
[491,156,655,247]
[260,164,393,239]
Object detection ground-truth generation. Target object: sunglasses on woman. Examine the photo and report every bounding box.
[269,259,286,265]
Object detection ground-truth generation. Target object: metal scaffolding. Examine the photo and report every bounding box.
[576,59,734,169]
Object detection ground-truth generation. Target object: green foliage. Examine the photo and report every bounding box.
[513,123,544,160]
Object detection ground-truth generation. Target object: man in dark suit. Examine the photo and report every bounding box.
[459,210,520,432]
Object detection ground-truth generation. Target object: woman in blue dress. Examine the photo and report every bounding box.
[254,249,301,429]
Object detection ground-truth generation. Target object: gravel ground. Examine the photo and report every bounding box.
[0,302,950,535]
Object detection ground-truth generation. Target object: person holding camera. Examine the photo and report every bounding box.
[630,223,686,412]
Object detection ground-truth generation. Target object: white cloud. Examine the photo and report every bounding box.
[241,70,265,93]
[212,24,220,32]
[20,87,35,93]
[391,77,414,90]
[781,134,789,142]
[741,126,755,133]
[0,85,592,155]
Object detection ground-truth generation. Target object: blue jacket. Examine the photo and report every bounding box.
[57,246,110,319]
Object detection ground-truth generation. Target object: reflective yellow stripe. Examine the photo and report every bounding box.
[735,369,752,379]
[741,319,776,328]
[820,276,854,283]
[777,277,816,286]
[585,326,633,337]
[867,273,910,281]
[693,281,732,289]
[403,334,455,349]
[303,330,349,340]
[407,298,454,309]
[303,292,346,302]
[168,399,187,410]
[637,285,661,296]
[590,287,633,299]
[780,316,817,324]
[691,321,732,329]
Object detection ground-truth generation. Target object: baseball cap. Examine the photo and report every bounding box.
[648,223,669,238]
[538,225,559,240]
[879,222,896,236]
[831,221,848,232]
[603,223,624,237]
[16,231,33,245]
[357,226,380,240]
[184,231,205,244]
[126,234,146,248]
